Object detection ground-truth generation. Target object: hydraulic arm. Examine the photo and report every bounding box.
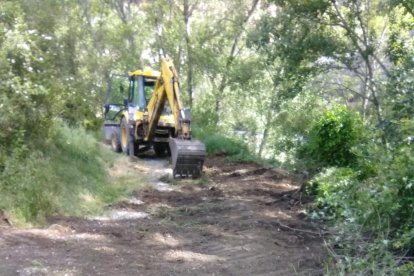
[145,59,191,141]
[143,58,205,178]
[104,58,205,178]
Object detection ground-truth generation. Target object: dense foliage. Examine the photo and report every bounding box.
[0,0,413,273]
[300,106,363,168]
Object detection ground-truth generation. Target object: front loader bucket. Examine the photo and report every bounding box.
[169,138,206,178]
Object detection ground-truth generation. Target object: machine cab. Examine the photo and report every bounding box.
[128,74,157,111]
[103,70,159,122]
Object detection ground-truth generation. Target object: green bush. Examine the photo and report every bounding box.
[300,105,363,168]
[308,165,414,274]
[307,167,357,221]
[308,135,414,274]
[383,142,414,249]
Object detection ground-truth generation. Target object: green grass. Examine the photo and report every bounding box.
[203,134,249,156]
[0,121,147,226]
[192,127,284,168]
[193,127,253,160]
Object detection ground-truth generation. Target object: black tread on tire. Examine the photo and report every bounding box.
[120,117,131,155]
[111,131,122,153]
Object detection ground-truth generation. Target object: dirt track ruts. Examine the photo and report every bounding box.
[0,155,325,276]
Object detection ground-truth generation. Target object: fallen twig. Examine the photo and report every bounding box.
[274,221,328,237]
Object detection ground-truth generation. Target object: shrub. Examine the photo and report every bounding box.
[308,138,414,274]
[307,164,414,274]
[308,167,357,221]
[300,105,363,168]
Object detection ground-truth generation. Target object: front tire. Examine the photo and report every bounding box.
[121,118,132,155]
[111,131,122,153]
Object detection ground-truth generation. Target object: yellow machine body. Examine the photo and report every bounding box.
[104,58,205,178]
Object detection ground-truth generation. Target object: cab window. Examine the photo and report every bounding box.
[144,78,156,102]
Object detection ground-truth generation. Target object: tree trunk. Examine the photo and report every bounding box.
[258,81,278,158]
[111,0,142,68]
[183,0,194,107]
[258,110,271,158]
[214,0,260,116]
[332,0,387,144]
[78,1,101,56]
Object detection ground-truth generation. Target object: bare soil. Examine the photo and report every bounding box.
[0,155,326,276]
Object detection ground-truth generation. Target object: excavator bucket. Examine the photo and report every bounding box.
[169,138,206,178]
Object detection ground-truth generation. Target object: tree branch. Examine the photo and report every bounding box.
[401,1,414,17]
[227,0,260,65]
[215,0,260,114]
[325,81,373,101]
[330,0,390,76]
[78,1,101,55]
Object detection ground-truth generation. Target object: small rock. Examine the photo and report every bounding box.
[126,198,145,205]
[17,267,48,276]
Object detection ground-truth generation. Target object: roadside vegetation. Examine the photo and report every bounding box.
[0,122,147,226]
[1,0,414,274]
[193,127,253,161]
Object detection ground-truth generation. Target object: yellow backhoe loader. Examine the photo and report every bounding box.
[103,58,205,178]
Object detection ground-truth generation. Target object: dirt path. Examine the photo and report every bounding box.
[0,155,325,276]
